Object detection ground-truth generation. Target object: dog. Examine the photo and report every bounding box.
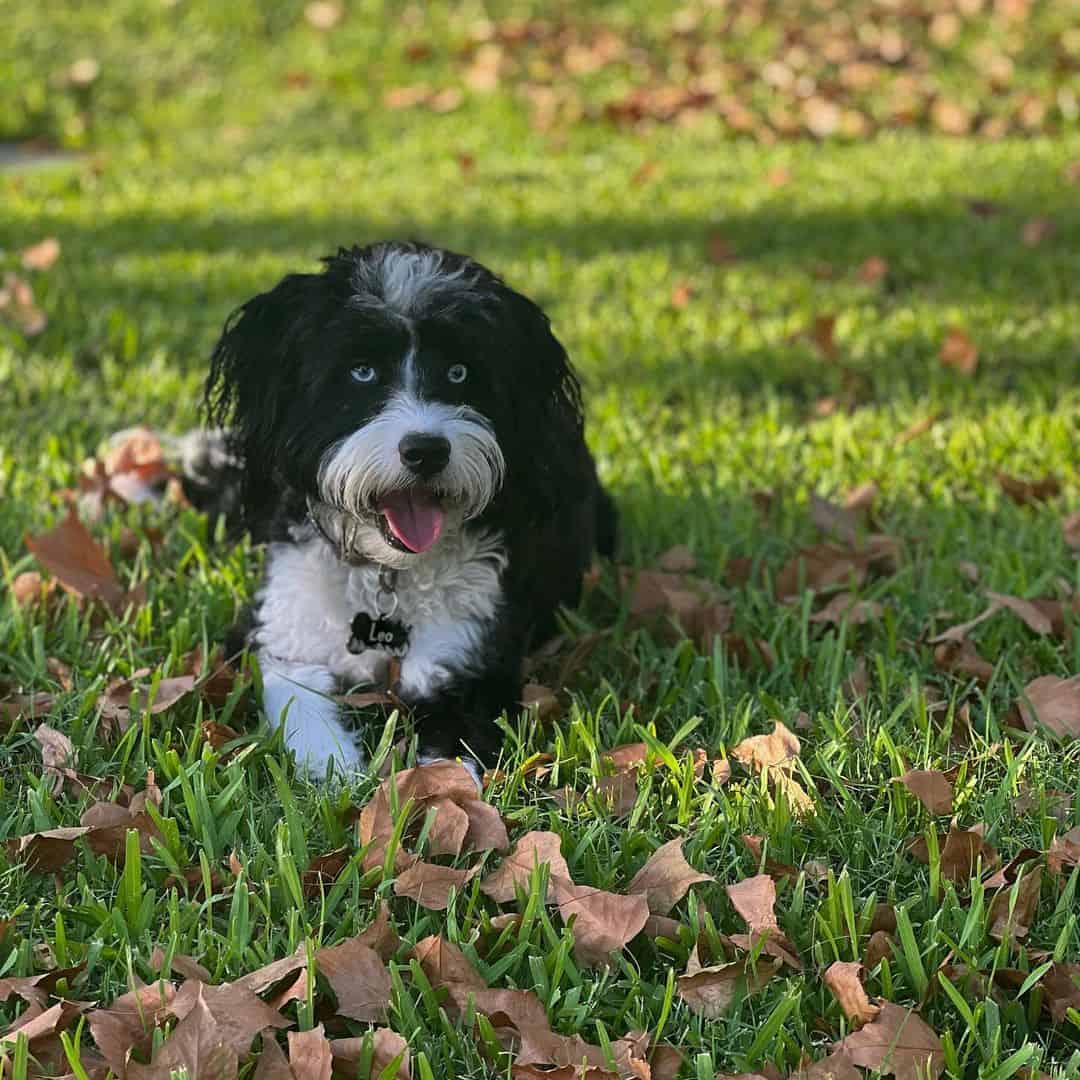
[204,241,615,779]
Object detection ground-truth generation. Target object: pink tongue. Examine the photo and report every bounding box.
[379,491,445,553]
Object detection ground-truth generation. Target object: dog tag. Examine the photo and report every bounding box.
[348,612,410,657]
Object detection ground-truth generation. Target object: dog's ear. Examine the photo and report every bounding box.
[494,286,590,518]
[204,272,331,528]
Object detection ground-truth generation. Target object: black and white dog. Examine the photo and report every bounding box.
[205,241,615,779]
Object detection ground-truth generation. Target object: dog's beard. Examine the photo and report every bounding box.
[315,393,505,565]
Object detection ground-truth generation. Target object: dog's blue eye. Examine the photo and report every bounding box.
[350,365,377,384]
[447,364,467,384]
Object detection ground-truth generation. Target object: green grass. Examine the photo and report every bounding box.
[2,2,1079,1077]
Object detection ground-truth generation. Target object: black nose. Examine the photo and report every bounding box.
[398,433,451,477]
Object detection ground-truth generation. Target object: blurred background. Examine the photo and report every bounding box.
[1,0,1078,556]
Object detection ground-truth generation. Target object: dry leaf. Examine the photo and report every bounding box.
[726,874,778,933]
[810,592,883,626]
[6,826,91,872]
[864,931,894,969]
[126,985,239,1080]
[233,947,308,995]
[823,962,880,1026]
[933,638,994,685]
[80,799,162,860]
[552,883,650,966]
[857,257,889,284]
[793,1052,863,1080]
[1015,675,1080,739]
[939,328,978,376]
[355,902,399,963]
[522,683,560,720]
[25,508,133,613]
[706,232,737,264]
[677,955,779,1018]
[1021,217,1056,247]
[928,603,1000,644]
[811,315,838,359]
[1047,827,1080,876]
[88,982,176,1074]
[626,839,712,915]
[898,770,953,815]
[657,544,697,572]
[986,591,1053,634]
[411,935,485,990]
[670,282,694,309]
[285,1025,333,1080]
[0,272,47,335]
[997,472,1061,506]
[462,799,510,853]
[329,1029,410,1078]
[21,237,61,271]
[775,544,866,600]
[314,938,391,1021]
[909,825,998,883]
[1041,964,1080,1022]
[731,722,800,773]
[170,979,290,1058]
[304,1,342,30]
[988,870,1041,942]
[302,848,349,896]
[481,831,570,903]
[393,860,477,911]
[150,949,211,983]
[832,1002,944,1080]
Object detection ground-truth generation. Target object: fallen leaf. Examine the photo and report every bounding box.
[170,979,290,1058]
[893,413,941,446]
[552,883,650,967]
[424,797,470,857]
[811,314,838,359]
[832,1002,944,1080]
[314,938,391,1022]
[393,861,477,911]
[34,722,74,791]
[656,544,697,573]
[933,638,994,685]
[997,472,1061,506]
[304,1,342,30]
[1041,964,1080,1022]
[21,237,61,271]
[355,902,399,963]
[233,946,308,995]
[522,682,560,720]
[939,328,978,376]
[775,544,866,600]
[25,508,133,613]
[810,592,883,626]
[793,1052,863,1080]
[677,955,779,1018]
[126,985,239,1080]
[1015,675,1080,739]
[88,981,176,1074]
[0,272,47,335]
[329,1029,410,1078]
[626,839,712,915]
[0,966,83,1009]
[1047,827,1080,876]
[412,935,485,990]
[857,257,889,284]
[462,799,510,853]
[706,232,737,264]
[864,931,894,969]
[927,602,1000,644]
[988,869,1041,942]
[909,825,998,883]
[985,591,1052,634]
[1021,217,1056,247]
[898,770,953,815]
[6,826,91,871]
[80,799,162,859]
[150,949,211,983]
[302,848,349,896]
[726,874,778,933]
[481,831,570,903]
[731,722,800,773]
[285,1025,333,1080]
[670,282,694,309]
[823,962,880,1027]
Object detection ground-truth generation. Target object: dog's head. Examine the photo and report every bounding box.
[205,241,583,566]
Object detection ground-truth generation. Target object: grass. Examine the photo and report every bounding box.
[2,1,1079,1076]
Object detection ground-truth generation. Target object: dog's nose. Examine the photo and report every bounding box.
[399,433,451,477]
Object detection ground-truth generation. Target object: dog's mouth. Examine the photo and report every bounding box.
[375,489,445,554]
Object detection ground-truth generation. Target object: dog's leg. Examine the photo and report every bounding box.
[260,657,364,778]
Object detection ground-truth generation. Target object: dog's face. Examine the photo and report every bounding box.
[206,243,584,565]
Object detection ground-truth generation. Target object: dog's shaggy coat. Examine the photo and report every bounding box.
[205,241,614,777]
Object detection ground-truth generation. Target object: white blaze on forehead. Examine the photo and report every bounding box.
[317,391,505,522]
[349,247,483,318]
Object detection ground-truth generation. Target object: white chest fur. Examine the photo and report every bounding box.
[254,525,507,698]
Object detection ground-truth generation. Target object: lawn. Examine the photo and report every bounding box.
[1,1,1079,1077]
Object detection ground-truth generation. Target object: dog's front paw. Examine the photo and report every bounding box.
[288,726,366,779]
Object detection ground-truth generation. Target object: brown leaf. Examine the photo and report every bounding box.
[552,883,650,967]
[731,722,800,773]
[285,1026,333,1080]
[998,472,1061,506]
[939,328,978,376]
[6,826,90,871]
[126,985,239,1080]
[170,979,290,1058]
[775,544,866,600]
[481,831,571,903]
[254,1036,293,1080]
[627,839,712,915]
[25,508,132,613]
[988,870,1041,943]
[304,1,342,30]
[522,683,561,720]
[810,592,883,626]
[393,860,477,911]
[356,902,400,963]
[670,282,694,309]
[302,848,349,897]
[1047,827,1080,876]
[933,638,994,685]
[80,800,162,859]
[832,1002,944,1080]
[823,962,880,1026]
[864,931,895,969]
[726,874,778,934]
[1021,217,1056,248]
[233,947,308,995]
[677,955,779,1018]
[314,938,390,1022]
[793,1052,863,1080]
[329,1029,410,1078]
[0,272,47,335]
[909,825,998,883]
[811,315,838,359]
[151,948,211,983]
[21,237,61,271]
[424,797,470,857]
[857,257,889,284]
[898,770,953,815]
[34,722,74,792]
[927,602,1000,644]
[88,981,176,1074]
[656,544,697,573]
[1042,964,1080,1022]
[986,591,1053,634]
[0,965,84,1009]
[893,413,942,446]
[411,935,485,990]
[1015,675,1080,739]
[462,799,510,853]
[595,770,640,817]
[706,232,737,264]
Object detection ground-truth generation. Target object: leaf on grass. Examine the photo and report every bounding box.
[657,544,697,572]
[80,800,162,860]
[897,770,953,815]
[594,770,640,818]
[985,591,1053,635]
[329,1029,410,1078]
[823,962,880,1026]
[88,981,176,1074]
[6,826,91,871]
[552,883,650,967]
[927,602,1001,644]
[356,902,400,963]
[1015,675,1080,739]
[522,682,561,720]
[933,638,994,685]
[731,722,801,773]
[939,328,977,375]
[99,670,198,735]
[626,839,712,915]
[809,592,883,626]
[462,799,510,853]
[0,272,47,335]
[233,947,308,995]
[677,955,779,1018]
[0,966,84,1009]
[857,256,889,284]
[775,545,866,601]
[1047,827,1080,876]
[25,508,133,613]
[171,979,290,1058]
[314,938,391,1022]
[481,831,571,903]
[393,860,477,911]
[864,931,895,969]
[34,722,74,792]
[793,1052,863,1080]
[1042,964,1080,1022]
[997,472,1061,506]
[284,1025,333,1080]
[150,948,211,983]
[21,237,61,271]
[726,874,778,933]
[424,797,471,857]
[988,870,1041,943]
[908,825,998,883]
[810,315,838,359]
[445,986,550,1032]
[832,1002,944,1080]
[302,847,349,897]
[1021,217,1056,247]
[411,935,485,990]
[127,985,239,1080]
